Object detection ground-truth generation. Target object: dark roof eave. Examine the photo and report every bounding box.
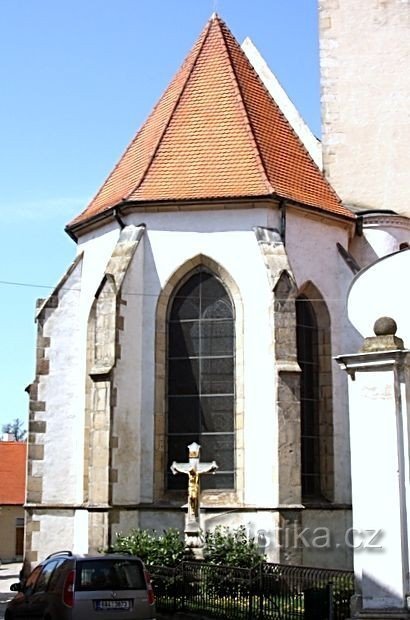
[65,193,355,241]
[284,196,356,223]
[65,195,278,239]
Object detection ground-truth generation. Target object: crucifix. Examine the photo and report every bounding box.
[171,442,218,557]
[171,442,218,522]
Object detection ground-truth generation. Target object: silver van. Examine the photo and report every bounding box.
[5,551,156,619]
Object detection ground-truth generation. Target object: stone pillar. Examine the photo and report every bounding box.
[84,224,145,553]
[336,317,410,619]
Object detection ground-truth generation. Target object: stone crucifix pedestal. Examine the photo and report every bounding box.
[171,442,218,560]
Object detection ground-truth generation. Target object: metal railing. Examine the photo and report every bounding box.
[149,561,354,619]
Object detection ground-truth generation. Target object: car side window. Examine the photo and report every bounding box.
[23,566,43,593]
[33,560,59,593]
[47,559,67,591]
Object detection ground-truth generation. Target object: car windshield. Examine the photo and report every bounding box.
[76,559,145,591]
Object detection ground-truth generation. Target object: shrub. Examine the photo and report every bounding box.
[203,525,265,568]
[110,524,265,569]
[110,528,185,567]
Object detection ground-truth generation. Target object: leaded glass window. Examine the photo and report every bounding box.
[296,295,321,499]
[167,269,235,490]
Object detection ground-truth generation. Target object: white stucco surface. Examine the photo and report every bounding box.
[34,203,359,566]
[286,209,354,503]
[346,366,409,608]
[67,208,280,511]
[320,0,410,214]
[348,249,410,346]
[349,215,410,270]
[40,260,85,504]
[31,512,76,561]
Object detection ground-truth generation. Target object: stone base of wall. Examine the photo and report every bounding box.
[24,505,352,571]
[302,507,352,570]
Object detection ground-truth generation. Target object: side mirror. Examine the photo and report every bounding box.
[10,582,22,592]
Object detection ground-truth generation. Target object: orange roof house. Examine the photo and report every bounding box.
[67,14,353,237]
[0,441,27,505]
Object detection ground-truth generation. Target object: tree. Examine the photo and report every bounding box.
[2,417,27,441]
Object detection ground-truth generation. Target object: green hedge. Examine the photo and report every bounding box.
[110,525,265,568]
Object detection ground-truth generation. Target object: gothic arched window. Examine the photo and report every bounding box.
[167,269,235,491]
[296,295,321,499]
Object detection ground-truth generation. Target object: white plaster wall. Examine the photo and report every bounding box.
[348,370,407,608]
[348,248,410,346]
[40,222,129,507]
[139,208,278,507]
[110,510,185,546]
[349,215,410,269]
[72,205,355,510]
[40,261,85,504]
[202,509,281,563]
[286,209,354,503]
[73,510,89,554]
[139,510,183,534]
[363,228,405,260]
[76,221,123,378]
[112,511,142,542]
[31,512,76,563]
[42,203,357,546]
[319,0,410,214]
[77,207,282,507]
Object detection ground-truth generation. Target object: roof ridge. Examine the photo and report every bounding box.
[218,20,275,196]
[222,22,345,213]
[239,37,343,208]
[242,37,322,171]
[124,19,214,200]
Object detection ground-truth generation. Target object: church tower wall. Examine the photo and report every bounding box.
[319,0,410,214]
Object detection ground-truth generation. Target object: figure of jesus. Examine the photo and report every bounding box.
[188,468,200,520]
[170,442,218,524]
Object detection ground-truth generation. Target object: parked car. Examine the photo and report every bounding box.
[5,551,156,619]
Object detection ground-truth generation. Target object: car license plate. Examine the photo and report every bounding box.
[94,599,132,611]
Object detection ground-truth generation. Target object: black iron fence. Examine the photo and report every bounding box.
[149,561,354,619]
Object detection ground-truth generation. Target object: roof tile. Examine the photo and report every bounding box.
[69,15,353,229]
[0,442,26,505]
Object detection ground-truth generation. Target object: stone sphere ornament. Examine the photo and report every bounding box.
[373,316,397,337]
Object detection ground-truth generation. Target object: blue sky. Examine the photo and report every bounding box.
[0,0,320,431]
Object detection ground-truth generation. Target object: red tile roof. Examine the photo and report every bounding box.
[0,442,26,505]
[68,15,353,231]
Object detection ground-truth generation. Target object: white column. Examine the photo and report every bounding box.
[336,318,410,618]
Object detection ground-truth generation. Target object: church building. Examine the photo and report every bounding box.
[24,3,410,571]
